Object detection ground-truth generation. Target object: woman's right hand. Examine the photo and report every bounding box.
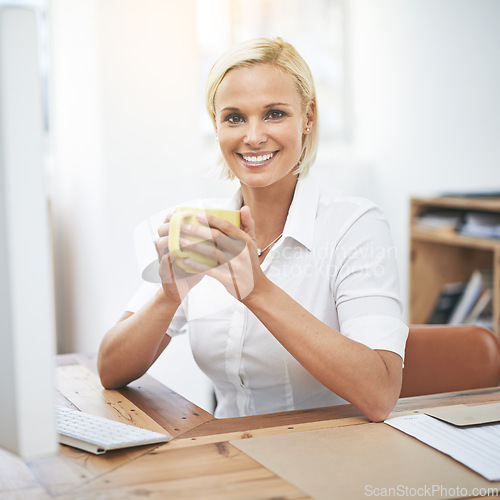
[155,212,205,303]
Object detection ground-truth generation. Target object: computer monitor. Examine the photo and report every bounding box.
[0,6,57,458]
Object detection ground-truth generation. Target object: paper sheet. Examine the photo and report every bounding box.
[425,403,500,427]
[232,421,500,500]
[385,413,500,481]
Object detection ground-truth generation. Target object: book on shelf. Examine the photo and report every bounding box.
[448,269,493,326]
[440,190,500,199]
[414,210,463,232]
[459,212,500,239]
[426,282,466,324]
[464,287,492,325]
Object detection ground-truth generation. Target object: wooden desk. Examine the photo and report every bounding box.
[1,353,499,499]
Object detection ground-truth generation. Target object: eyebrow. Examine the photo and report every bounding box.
[220,102,293,113]
[264,102,292,109]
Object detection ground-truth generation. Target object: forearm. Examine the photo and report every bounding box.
[243,280,402,421]
[97,288,181,389]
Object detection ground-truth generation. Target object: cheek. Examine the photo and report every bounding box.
[282,125,304,154]
[217,128,239,152]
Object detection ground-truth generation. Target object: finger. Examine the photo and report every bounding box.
[174,256,212,275]
[178,222,235,256]
[162,209,175,224]
[240,206,256,239]
[177,236,228,268]
[167,252,208,282]
[156,235,191,283]
[238,206,259,259]
[214,233,246,262]
[179,216,249,265]
[197,213,251,254]
[157,222,170,237]
[180,221,218,243]
[159,208,177,236]
[198,213,241,237]
[155,235,170,258]
[156,236,177,284]
[200,213,252,262]
[178,237,218,261]
[182,227,246,260]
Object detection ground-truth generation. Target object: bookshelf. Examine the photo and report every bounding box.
[409,196,500,337]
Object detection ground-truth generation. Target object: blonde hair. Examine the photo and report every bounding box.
[205,37,319,179]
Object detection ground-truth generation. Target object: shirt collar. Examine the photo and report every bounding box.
[227,176,319,252]
[227,188,244,210]
[282,175,319,251]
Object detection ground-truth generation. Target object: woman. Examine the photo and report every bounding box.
[98,37,408,422]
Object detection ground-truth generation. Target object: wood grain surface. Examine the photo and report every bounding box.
[1,353,498,499]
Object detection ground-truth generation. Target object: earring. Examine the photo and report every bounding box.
[306,127,310,133]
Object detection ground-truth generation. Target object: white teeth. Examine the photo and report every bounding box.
[242,152,275,163]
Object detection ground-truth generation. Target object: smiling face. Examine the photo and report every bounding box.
[214,64,313,191]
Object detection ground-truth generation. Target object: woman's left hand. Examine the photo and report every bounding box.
[175,206,266,301]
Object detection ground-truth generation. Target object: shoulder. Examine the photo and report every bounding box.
[299,174,379,215]
[315,184,387,233]
[294,176,391,246]
[318,185,378,212]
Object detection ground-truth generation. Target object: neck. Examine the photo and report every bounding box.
[240,175,298,250]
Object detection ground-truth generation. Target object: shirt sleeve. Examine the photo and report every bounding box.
[125,282,188,337]
[331,204,409,360]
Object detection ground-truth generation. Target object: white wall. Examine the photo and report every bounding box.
[345,0,500,309]
[50,0,221,411]
[49,0,500,411]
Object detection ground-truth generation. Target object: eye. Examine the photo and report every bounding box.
[226,113,245,124]
[266,109,287,121]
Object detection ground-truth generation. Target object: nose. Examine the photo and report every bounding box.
[244,119,267,147]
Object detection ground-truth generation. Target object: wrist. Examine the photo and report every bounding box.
[157,285,182,308]
[241,274,274,309]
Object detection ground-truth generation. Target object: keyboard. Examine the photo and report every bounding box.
[56,406,171,455]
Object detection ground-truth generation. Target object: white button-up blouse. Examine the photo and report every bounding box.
[126,176,409,418]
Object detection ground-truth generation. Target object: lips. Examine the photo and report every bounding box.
[238,151,278,166]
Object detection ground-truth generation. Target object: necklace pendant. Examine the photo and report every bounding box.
[256,233,283,258]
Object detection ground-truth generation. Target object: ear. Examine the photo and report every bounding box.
[304,100,315,133]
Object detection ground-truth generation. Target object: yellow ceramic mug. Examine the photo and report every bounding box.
[168,207,241,273]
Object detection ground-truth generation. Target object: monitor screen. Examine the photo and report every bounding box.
[0,6,57,459]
